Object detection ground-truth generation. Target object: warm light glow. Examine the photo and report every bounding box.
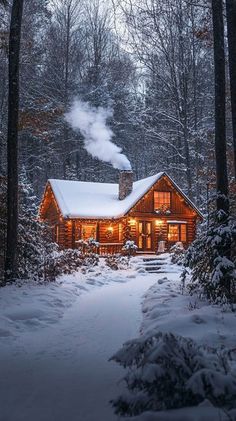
[129,218,136,225]
[67,220,72,225]
[107,226,113,233]
[156,219,163,226]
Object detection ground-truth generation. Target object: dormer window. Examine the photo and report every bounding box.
[154,191,171,213]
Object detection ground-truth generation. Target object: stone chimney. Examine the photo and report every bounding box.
[119,170,133,200]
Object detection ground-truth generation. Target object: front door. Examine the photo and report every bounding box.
[138,221,152,251]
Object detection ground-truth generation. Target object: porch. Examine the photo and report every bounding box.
[55,216,191,254]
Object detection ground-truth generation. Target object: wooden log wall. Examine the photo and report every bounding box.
[39,185,65,248]
[132,176,196,217]
[99,222,120,243]
[128,217,197,250]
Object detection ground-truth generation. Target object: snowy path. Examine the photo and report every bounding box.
[0,266,160,421]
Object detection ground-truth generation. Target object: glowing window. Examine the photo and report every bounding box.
[81,224,96,240]
[168,223,187,242]
[154,192,171,211]
[118,224,123,242]
[168,224,179,241]
[181,224,187,242]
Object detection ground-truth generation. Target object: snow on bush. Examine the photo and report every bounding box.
[105,254,130,270]
[77,237,99,254]
[182,211,236,303]
[111,332,236,417]
[122,240,138,257]
[170,242,186,265]
[43,248,99,281]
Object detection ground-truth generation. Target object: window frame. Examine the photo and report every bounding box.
[154,191,171,212]
[167,223,187,243]
[81,223,97,240]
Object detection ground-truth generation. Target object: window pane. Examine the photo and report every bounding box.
[118,223,123,242]
[81,224,96,240]
[138,222,143,248]
[168,224,179,241]
[146,222,151,234]
[146,222,151,249]
[154,192,171,211]
[181,224,187,242]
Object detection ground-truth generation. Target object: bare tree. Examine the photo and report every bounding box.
[120,0,214,199]
[4,0,24,282]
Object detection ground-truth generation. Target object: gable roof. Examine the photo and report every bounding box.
[45,172,203,220]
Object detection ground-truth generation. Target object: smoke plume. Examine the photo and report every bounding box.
[65,100,131,170]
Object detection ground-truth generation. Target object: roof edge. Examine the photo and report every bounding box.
[123,172,165,216]
[162,172,204,219]
[39,181,64,219]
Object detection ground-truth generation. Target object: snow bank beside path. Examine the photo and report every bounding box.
[141,273,236,349]
[114,260,236,421]
[126,403,235,421]
[0,259,135,339]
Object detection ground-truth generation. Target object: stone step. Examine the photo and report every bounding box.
[144,266,163,271]
[142,257,168,263]
[141,261,165,266]
[147,270,168,274]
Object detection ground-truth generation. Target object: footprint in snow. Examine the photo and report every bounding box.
[0,328,12,337]
[191,314,206,324]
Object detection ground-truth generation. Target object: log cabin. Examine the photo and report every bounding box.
[39,171,203,255]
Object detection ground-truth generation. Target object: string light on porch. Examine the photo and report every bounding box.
[106,225,114,239]
[128,218,136,225]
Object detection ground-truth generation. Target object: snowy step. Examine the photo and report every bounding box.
[142,258,168,263]
[141,260,165,266]
[139,267,169,274]
[136,264,161,270]
[147,270,168,274]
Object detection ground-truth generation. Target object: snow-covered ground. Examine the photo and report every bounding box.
[0,259,160,421]
[114,255,236,421]
[0,255,235,421]
[141,271,236,349]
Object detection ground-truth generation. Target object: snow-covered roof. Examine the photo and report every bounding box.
[47,172,203,220]
[48,173,164,219]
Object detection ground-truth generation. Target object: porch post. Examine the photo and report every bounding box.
[96,222,100,255]
[96,222,99,241]
[72,220,76,249]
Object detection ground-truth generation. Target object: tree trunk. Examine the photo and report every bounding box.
[226,0,236,180]
[4,0,24,282]
[211,0,229,216]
